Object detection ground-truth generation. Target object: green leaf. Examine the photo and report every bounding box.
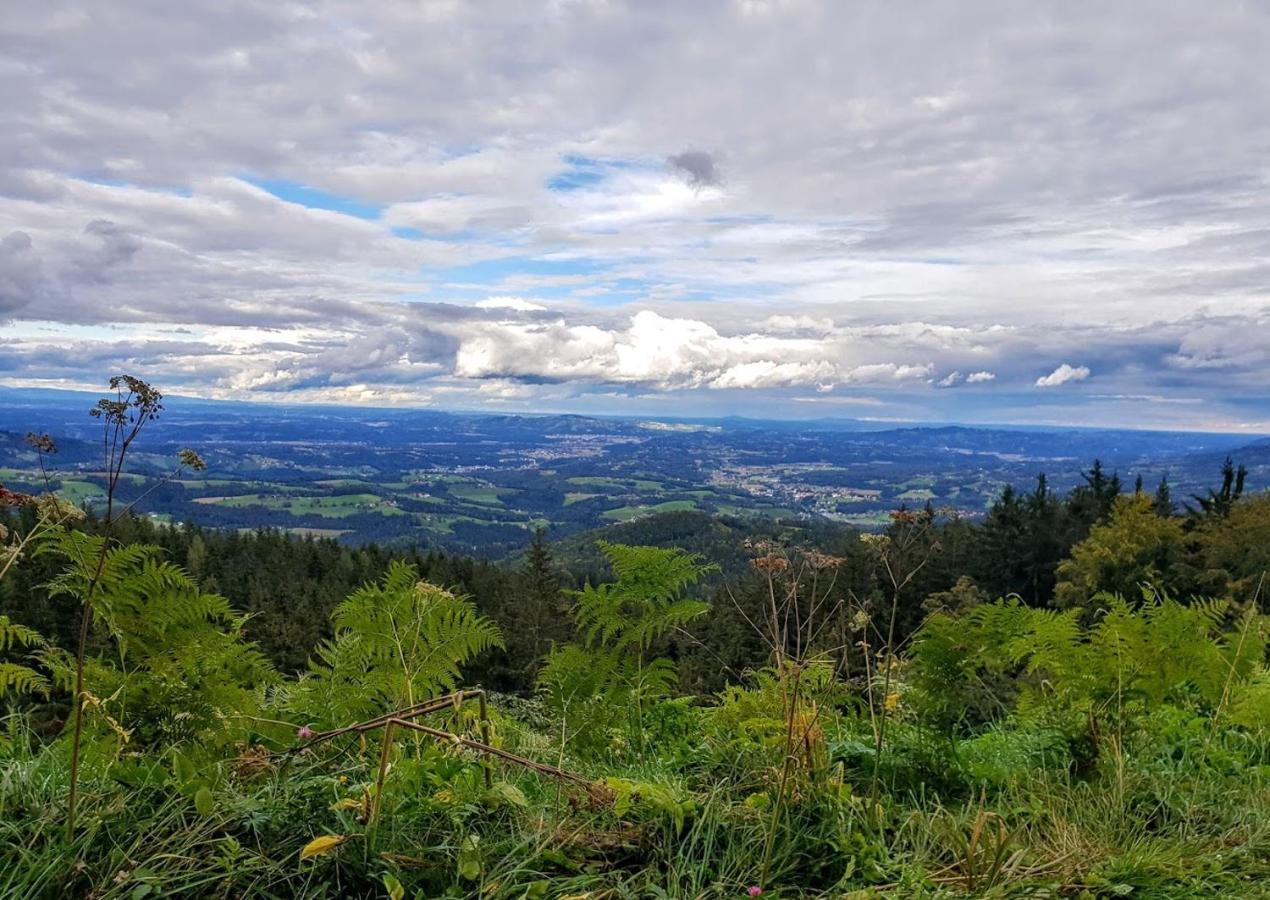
[458,833,482,881]
[489,781,528,808]
[382,873,404,900]
[172,751,196,787]
[193,785,214,816]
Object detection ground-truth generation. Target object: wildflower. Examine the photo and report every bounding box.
[748,887,764,897]
[297,724,314,740]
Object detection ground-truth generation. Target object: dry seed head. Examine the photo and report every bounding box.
[0,486,34,507]
[752,554,789,574]
[24,432,56,454]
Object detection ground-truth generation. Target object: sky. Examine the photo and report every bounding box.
[1,1,1268,433]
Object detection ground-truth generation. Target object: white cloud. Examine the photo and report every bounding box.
[1035,363,1091,388]
[474,296,548,312]
[448,309,930,390]
[1,2,1269,426]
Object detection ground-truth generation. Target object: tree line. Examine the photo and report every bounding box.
[4,455,1263,700]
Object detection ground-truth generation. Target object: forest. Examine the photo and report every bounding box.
[1,378,1268,898]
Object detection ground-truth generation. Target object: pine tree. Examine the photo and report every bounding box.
[1021,473,1065,605]
[1066,459,1123,534]
[1189,456,1247,520]
[978,485,1028,598]
[520,527,565,674]
[1153,475,1175,517]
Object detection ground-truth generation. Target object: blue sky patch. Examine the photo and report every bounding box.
[246,177,384,220]
[546,154,644,192]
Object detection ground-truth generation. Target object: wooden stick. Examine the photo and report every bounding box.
[386,718,592,787]
[367,718,397,848]
[287,691,476,754]
[478,690,493,789]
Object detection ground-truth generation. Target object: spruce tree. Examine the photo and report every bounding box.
[1153,475,1174,517]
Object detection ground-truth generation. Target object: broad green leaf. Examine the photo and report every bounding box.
[172,751,196,786]
[382,873,404,900]
[193,785,214,816]
[489,781,528,808]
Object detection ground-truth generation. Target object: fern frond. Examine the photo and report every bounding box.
[619,599,711,652]
[0,662,50,698]
[300,564,503,725]
[0,616,46,652]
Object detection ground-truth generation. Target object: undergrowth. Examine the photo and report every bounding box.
[1,378,1267,898]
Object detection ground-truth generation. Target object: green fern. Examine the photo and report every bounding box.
[41,529,273,745]
[911,592,1269,741]
[294,562,503,726]
[538,543,711,752]
[0,616,50,700]
[0,615,45,653]
[0,662,49,699]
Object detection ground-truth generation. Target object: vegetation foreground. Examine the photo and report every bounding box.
[1,378,1268,899]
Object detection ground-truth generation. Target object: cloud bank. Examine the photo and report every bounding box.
[1,2,1268,431]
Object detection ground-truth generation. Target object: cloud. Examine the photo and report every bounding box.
[0,220,141,317]
[667,151,722,188]
[448,309,931,390]
[77,219,141,279]
[0,232,44,315]
[475,297,548,312]
[1035,363,1091,388]
[0,2,1268,428]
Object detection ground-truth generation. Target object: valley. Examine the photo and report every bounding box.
[2,388,1262,556]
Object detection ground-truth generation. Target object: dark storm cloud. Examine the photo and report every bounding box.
[667,151,721,188]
